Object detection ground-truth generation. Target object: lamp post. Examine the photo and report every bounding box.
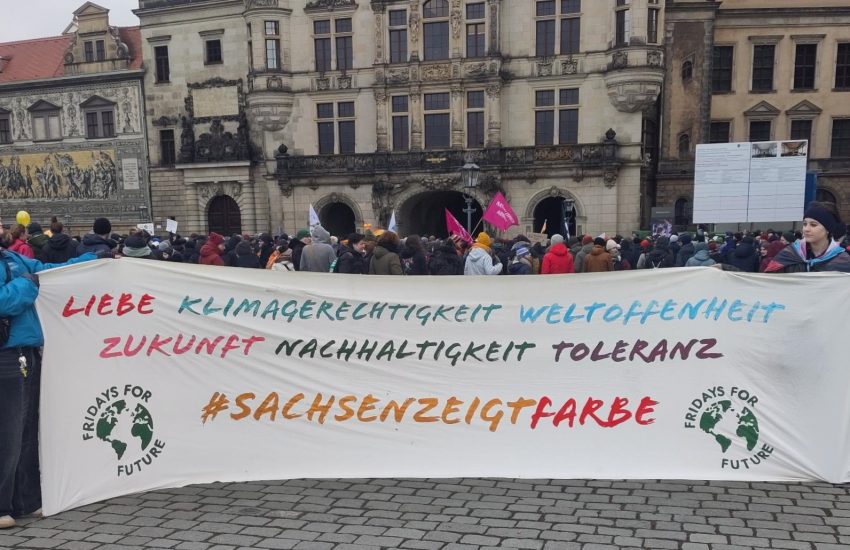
[460,159,480,233]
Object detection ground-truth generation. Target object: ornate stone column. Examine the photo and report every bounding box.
[409,0,420,62]
[410,85,423,151]
[485,83,501,147]
[450,0,463,59]
[374,89,389,152]
[487,0,501,55]
[451,84,464,149]
[371,2,385,65]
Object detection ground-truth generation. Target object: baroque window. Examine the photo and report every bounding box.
[423,0,449,61]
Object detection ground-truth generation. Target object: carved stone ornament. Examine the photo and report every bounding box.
[421,64,451,81]
[606,80,662,113]
[485,83,501,98]
[198,182,243,204]
[465,62,488,77]
[647,50,663,67]
[267,76,283,90]
[194,119,250,162]
[537,61,553,77]
[387,68,409,84]
[374,89,388,104]
[561,59,578,75]
[611,51,628,69]
[478,174,503,198]
[548,186,561,198]
[534,146,575,162]
[279,181,294,197]
[450,1,463,39]
[245,0,279,8]
[153,115,179,127]
[338,75,352,89]
[604,170,617,188]
[316,77,330,90]
[421,175,459,191]
[305,0,356,11]
[409,11,420,46]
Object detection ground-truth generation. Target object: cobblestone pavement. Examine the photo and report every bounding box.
[2,479,849,550]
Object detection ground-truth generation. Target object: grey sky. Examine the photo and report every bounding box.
[1,0,139,43]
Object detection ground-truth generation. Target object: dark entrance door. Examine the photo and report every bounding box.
[208,195,242,236]
[320,202,356,238]
[402,191,482,238]
[533,196,576,239]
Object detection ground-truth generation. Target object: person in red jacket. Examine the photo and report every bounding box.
[198,232,225,266]
[541,234,575,274]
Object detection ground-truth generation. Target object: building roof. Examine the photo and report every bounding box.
[0,26,142,85]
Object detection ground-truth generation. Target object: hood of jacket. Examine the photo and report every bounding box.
[81,233,114,248]
[235,241,254,256]
[692,249,711,261]
[28,233,49,248]
[310,225,331,244]
[589,244,606,256]
[47,232,74,250]
[199,241,221,258]
[547,242,568,256]
[372,245,396,260]
[734,241,756,258]
[467,247,491,263]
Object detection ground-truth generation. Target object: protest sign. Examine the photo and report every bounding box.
[36,261,850,514]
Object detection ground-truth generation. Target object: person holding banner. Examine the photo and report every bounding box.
[764,201,850,273]
[0,225,97,529]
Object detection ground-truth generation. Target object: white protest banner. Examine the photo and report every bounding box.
[136,223,154,234]
[165,219,178,234]
[36,261,850,515]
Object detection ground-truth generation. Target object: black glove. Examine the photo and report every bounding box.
[21,272,39,288]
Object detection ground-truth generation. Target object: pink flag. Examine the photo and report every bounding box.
[482,192,519,231]
[445,209,473,243]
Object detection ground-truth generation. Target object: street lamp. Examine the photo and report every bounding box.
[460,159,480,234]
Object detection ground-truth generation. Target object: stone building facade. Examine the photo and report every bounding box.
[0,2,150,234]
[138,0,664,238]
[658,0,850,229]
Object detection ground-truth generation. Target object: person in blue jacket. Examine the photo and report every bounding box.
[0,226,97,529]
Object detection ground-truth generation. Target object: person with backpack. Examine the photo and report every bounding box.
[642,236,674,269]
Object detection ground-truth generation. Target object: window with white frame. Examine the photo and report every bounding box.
[265,20,281,70]
[391,95,409,151]
[615,0,630,47]
[534,88,579,146]
[82,96,115,139]
[314,18,353,72]
[424,92,450,149]
[316,100,356,154]
[466,90,485,148]
[536,1,581,57]
[466,3,486,58]
[423,0,450,61]
[29,100,62,141]
[388,9,408,63]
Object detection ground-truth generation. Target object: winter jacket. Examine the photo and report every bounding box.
[289,239,306,271]
[0,250,96,348]
[759,241,785,272]
[764,240,850,273]
[77,234,115,258]
[337,244,367,274]
[541,243,575,274]
[369,244,403,275]
[642,240,674,269]
[574,243,594,273]
[675,241,695,267]
[8,238,34,258]
[464,246,502,275]
[508,257,533,275]
[583,245,614,272]
[400,247,428,275]
[38,233,79,264]
[300,242,336,272]
[221,238,240,267]
[198,241,224,266]
[428,244,464,275]
[27,233,49,257]
[234,241,261,268]
[726,241,760,272]
[685,244,716,267]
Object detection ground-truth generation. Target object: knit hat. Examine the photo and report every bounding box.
[475,232,492,248]
[208,232,224,246]
[606,239,620,252]
[122,234,151,258]
[669,234,679,243]
[27,222,42,234]
[804,203,844,237]
[582,235,593,245]
[93,217,112,235]
[296,228,310,240]
[236,241,253,255]
[550,234,564,245]
[782,231,795,243]
[680,233,692,244]
[708,242,718,251]
[640,239,650,250]
[515,245,530,258]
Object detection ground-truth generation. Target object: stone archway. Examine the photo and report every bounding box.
[524,187,584,237]
[399,190,483,238]
[533,196,577,239]
[319,202,356,238]
[208,195,242,236]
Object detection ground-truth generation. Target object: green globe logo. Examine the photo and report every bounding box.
[95,399,155,460]
[699,399,759,453]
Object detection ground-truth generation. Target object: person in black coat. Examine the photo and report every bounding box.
[642,236,674,269]
[725,236,760,272]
[221,235,241,267]
[38,218,79,264]
[400,234,428,275]
[428,240,464,275]
[234,240,261,268]
[337,234,367,274]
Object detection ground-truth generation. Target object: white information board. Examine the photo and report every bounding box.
[693,141,807,224]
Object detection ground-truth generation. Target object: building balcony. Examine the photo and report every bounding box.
[277,140,619,179]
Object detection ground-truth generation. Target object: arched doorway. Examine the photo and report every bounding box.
[674,197,692,229]
[533,196,576,238]
[401,190,482,238]
[208,195,242,236]
[320,202,356,238]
